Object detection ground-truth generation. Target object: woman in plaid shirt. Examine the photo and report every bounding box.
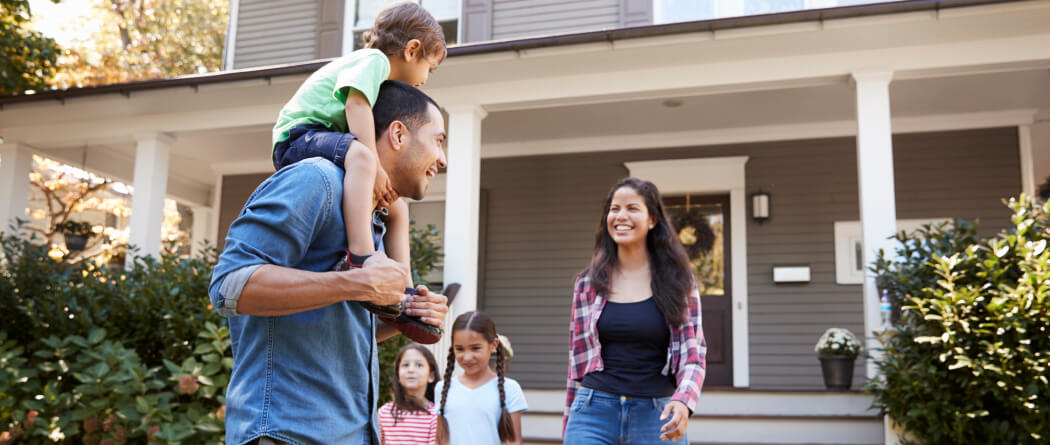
[563,177,707,445]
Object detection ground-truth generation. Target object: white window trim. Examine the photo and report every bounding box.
[833,218,950,285]
[625,156,750,388]
[224,0,241,68]
[342,0,357,56]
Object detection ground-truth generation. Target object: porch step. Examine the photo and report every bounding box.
[521,389,883,445]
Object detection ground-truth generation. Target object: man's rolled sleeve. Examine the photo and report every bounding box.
[208,159,336,317]
[209,264,263,317]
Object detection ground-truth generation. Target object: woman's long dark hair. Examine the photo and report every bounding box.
[436,311,516,445]
[583,177,693,326]
[390,344,440,425]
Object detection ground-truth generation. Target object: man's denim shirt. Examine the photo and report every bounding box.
[209,158,386,445]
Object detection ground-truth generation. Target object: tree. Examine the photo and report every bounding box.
[50,0,228,89]
[0,0,61,94]
[24,155,189,263]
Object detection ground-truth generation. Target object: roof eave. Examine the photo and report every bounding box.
[0,0,1022,106]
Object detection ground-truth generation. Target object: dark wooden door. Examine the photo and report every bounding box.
[664,194,732,387]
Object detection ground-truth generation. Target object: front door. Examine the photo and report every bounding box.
[664,194,732,386]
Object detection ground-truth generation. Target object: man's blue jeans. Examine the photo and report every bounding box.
[564,388,688,445]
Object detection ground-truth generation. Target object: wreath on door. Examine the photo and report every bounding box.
[672,207,715,259]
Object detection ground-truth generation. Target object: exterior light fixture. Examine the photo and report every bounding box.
[751,191,771,223]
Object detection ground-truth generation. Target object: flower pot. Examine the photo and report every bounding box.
[819,355,855,390]
[64,234,89,252]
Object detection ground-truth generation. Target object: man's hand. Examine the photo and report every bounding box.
[404,286,449,329]
[360,253,411,306]
[659,400,689,442]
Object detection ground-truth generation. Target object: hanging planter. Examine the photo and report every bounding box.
[64,234,89,252]
[56,220,94,253]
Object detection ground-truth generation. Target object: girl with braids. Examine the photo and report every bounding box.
[378,344,441,444]
[563,177,707,444]
[434,311,527,445]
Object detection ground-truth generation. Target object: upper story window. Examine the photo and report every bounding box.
[653,0,901,24]
[347,0,459,52]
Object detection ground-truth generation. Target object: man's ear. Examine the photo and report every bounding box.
[403,39,422,61]
[386,120,408,151]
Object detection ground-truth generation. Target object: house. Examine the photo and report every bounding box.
[2,0,1048,443]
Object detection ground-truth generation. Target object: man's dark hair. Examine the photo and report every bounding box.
[373,80,439,137]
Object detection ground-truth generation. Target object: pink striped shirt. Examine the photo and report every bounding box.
[378,401,438,445]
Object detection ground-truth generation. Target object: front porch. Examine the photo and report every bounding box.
[520,389,881,445]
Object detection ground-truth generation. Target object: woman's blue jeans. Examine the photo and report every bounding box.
[564,387,689,445]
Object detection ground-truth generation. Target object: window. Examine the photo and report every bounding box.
[654,0,901,24]
[348,0,459,51]
[833,218,949,285]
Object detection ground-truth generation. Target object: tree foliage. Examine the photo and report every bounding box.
[49,0,228,89]
[869,197,1050,444]
[0,0,61,94]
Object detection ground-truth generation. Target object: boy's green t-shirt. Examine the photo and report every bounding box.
[271,48,391,152]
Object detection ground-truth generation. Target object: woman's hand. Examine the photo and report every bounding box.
[659,400,689,442]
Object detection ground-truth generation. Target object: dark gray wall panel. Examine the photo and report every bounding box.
[480,127,1020,389]
[218,173,270,250]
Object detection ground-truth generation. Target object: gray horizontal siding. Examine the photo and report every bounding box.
[492,0,621,41]
[233,0,320,69]
[481,127,1020,390]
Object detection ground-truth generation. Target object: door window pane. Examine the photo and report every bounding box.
[665,197,725,296]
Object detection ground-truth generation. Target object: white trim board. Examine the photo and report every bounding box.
[482,109,1038,159]
[626,156,751,388]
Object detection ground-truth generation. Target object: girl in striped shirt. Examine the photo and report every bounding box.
[379,344,440,445]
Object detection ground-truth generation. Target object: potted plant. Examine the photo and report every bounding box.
[815,327,862,390]
[56,220,94,252]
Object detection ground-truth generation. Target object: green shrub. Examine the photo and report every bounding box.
[0,227,226,444]
[869,197,1050,444]
[1,218,443,442]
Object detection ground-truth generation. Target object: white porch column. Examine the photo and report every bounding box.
[0,143,33,231]
[852,70,898,380]
[436,104,486,372]
[1019,125,1036,198]
[127,133,173,262]
[190,205,215,257]
[442,104,487,316]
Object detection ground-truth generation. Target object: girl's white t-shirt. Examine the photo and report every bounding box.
[435,376,528,445]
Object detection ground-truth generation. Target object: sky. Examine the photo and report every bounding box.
[28,0,101,47]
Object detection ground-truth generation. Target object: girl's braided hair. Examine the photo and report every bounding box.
[361,2,447,63]
[436,311,517,445]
